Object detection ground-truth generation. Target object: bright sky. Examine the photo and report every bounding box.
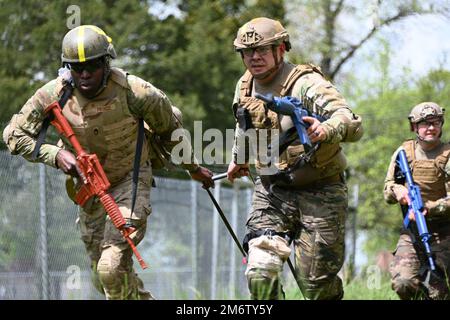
[388,14,450,76]
[342,13,450,83]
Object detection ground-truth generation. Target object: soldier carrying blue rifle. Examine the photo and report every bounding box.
[384,102,450,300]
[226,17,363,300]
[396,148,436,271]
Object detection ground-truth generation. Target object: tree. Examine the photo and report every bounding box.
[286,0,450,80]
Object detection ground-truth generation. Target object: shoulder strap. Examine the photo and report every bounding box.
[31,85,74,161]
[109,67,129,88]
[239,63,323,99]
[131,118,145,215]
[401,140,416,163]
[280,64,323,96]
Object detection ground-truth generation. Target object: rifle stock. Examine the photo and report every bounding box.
[45,101,148,269]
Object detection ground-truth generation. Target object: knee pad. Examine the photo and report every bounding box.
[97,261,122,290]
[245,235,291,300]
[245,235,291,277]
[96,247,126,291]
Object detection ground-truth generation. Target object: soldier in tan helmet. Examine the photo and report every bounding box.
[2,25,213,300]
[384,102,450,300]
[226,17,363,300]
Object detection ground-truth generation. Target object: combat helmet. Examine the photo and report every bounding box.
[61,25,116,64]
[233,17,291,51]
[408,102,445,131]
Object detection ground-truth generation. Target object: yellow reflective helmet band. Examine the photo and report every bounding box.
[86,25,113,43]
[77,26,86,62]
[76,25,113,63]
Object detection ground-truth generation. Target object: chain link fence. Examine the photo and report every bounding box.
[0,150,360,300]
[0,150,258,299]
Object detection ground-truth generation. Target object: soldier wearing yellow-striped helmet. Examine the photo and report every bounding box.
[61,25,116,63]
[61,25,116,98]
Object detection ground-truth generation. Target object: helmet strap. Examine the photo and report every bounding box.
[101,56,111,87]
[92,56,110,97]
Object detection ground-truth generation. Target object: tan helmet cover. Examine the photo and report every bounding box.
[233,17,291,51]
[408,102,445,123]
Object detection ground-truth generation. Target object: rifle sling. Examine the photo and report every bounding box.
[31,85,74,161]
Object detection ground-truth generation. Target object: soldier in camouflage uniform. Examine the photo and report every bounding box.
[2,25,213,300]
[384,102,450,300]
[226,17,363,300]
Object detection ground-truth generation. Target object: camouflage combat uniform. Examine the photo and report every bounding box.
[384,140,450,300]
[232,60,363,300]
[3,67,198,299]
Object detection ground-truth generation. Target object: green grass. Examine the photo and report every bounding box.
[284,274,399,300]
[342,275,399,300]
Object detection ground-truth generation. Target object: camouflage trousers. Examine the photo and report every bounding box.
[244,177,347,300]
[77,162,154,300]
[390,222,450,300]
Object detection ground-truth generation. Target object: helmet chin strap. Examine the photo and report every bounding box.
[415,130,443,143]
[91,57,111,97]
[99,57,111,90]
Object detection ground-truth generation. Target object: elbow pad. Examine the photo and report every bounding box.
[342,114,363,142]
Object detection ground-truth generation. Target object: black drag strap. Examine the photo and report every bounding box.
[31,85,73,161]
[131,118,145,215]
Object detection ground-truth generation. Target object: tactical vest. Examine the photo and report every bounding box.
[237,64,346,181]
[58,68,149,186]
[402,139,450,203]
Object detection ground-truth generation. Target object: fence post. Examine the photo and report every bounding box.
[39,163,49,300]
[228,183,239,299]
[210,181,221,299]
[190,180,198,298]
